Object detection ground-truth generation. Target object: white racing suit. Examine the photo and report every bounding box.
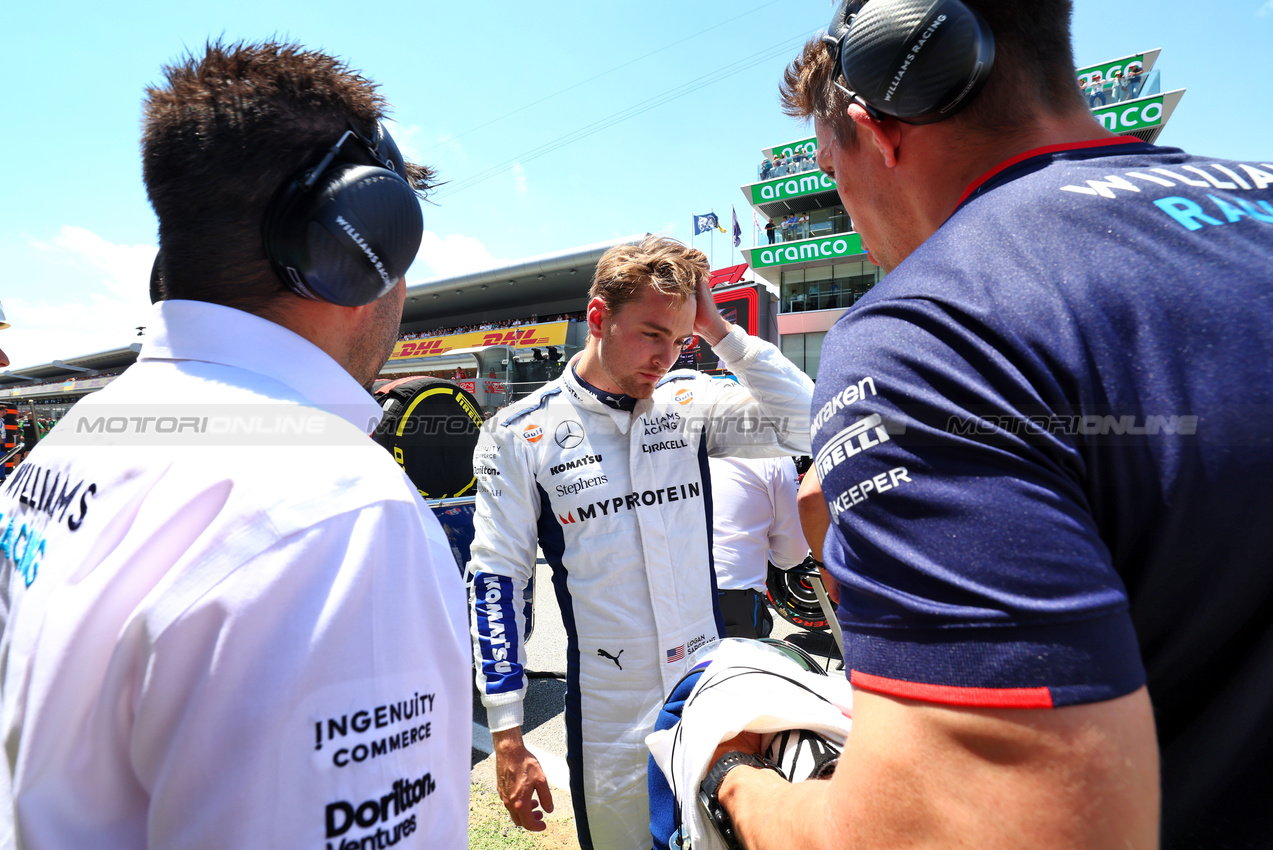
[469,327,812,850]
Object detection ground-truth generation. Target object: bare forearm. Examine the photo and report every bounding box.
[720,768,839,850]
[492,725,525,752]
[718,689,1159,849]
[699,317,733,346]
[796,472,829,561]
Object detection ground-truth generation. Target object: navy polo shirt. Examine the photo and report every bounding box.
[813,138,1273,845]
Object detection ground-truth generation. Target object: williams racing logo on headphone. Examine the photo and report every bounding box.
[521,424,544,444]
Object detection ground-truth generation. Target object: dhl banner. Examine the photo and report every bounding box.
[389,321,569,361]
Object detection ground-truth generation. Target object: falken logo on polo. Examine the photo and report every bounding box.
[674,388,694,406]
[521,424,544,444]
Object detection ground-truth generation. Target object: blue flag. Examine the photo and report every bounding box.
[693,213,720,235]
[732,208,742,248]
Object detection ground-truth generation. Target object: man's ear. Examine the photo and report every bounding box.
[586,296,609,338]
[848,104,901,169]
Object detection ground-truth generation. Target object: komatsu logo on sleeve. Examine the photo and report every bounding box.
[475,573,520,692]
[816,414,891,477]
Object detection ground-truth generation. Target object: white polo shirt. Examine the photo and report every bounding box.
[0,300,470,849]
[708,455,807,593]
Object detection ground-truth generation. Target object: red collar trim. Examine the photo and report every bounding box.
[954,137,1140,210]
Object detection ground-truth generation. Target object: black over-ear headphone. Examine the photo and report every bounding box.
[822,0,995,125]
[262,121,423,307]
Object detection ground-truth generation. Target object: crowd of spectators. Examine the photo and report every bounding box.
[1080,64,1145,108]
[763,208,850,245]
[758,148,819,181]
[398,311,584,342]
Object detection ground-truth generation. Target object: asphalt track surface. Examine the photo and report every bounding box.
[469,553,844,792]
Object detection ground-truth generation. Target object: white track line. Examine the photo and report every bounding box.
[471,721,572,791]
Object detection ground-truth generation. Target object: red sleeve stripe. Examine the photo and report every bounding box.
[850,670,1054,708]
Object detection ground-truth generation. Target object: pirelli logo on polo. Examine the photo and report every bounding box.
[816,414,891,477]
[574,481,701,523]
[522,424,544,444]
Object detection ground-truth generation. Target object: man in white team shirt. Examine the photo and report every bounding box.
[0,41,470,848]
[709,454,808,638]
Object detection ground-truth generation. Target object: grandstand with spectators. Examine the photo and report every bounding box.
[1,232,785,421]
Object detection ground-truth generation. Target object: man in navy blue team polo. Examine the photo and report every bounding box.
[702,2,1273,848]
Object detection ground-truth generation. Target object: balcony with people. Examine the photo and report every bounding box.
[760,207,851,247]
[757,148,821,182]
[1080,66,1160,109]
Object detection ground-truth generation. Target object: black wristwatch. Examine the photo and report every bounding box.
[698,751,783,850]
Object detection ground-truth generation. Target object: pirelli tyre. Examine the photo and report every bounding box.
[766,560,830,632]
[372,378,485,499]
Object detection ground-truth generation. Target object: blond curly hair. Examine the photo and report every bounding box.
[589,236,707,313]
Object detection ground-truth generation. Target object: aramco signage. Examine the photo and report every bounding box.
[1092,95,1167,133]
[749,170,837,204]
[744,232,865,269]
[764,136,818,160]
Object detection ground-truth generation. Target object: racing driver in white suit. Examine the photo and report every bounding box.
[469,236,814,850]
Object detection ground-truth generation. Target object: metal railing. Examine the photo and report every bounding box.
[758,155,820,182]
[761,216,852,246]
[1083,68,1161,109]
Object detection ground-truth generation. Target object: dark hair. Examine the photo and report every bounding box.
[780,38,857,146]
[142,39,437,314]
[781,0,1087,142]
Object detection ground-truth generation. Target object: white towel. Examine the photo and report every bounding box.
[646,639,854,850]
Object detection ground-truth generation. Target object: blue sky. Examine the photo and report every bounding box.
[2,1,1270,369]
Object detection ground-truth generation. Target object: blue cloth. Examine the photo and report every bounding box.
[649,669,704,850]
[571,365,636,412]
[812,140,1273,846]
